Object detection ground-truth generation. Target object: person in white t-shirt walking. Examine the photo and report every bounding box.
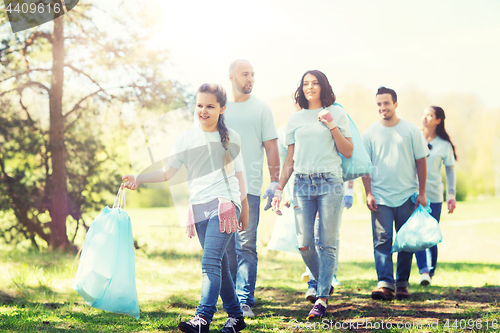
[224,59,280,318]
[415,106,457,286]
[361,86,429,301]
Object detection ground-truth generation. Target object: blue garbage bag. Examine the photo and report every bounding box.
[333,103,373,181]
[267,205,300,254]
[392,196,443,253]
[73,188,140,319]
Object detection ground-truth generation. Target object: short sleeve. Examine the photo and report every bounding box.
[285,121,295,146]
[413,127,429,160]
[261,104,278,142]
[335,108,351,138]
[362,130,372,161]
[167,135,184,169]
[443,141,456,167]
[231,131,245,173]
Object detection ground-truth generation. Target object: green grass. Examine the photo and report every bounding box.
[1,197,499,332]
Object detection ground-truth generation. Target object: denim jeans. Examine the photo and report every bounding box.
[193,199,242,323]
[415,202,442,277]
[227,194,260,307]
[371,197,415,290]
[293,173,344,298]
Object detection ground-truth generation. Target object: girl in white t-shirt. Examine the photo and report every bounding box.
[415,106,457,286]
[272,70,353,319]
[122,83,249,333]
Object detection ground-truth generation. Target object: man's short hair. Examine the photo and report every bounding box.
[376,86,397,103]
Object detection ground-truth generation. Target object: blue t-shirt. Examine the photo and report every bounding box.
[362,119,429,207]
[425,135,456,203]
[285,104,351,178]
[223,96,278,196]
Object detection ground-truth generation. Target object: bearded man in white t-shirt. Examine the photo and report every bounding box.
[224,59,280,318]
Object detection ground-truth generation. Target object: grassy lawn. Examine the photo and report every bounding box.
[1,197,499,332]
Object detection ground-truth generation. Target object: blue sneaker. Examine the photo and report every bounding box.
[307,300,327,319]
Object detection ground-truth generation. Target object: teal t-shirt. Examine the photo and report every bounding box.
[167,127,244,210]
[224,95,278,196]
[362,119,429,207]
[285,104,351,178]
[425,135,456,203]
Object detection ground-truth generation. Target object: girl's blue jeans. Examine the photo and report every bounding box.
[193,199,242,323]
[414,202,442,277]
[293,173,344,299]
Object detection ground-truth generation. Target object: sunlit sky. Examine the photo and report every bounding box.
[151,0,500,110]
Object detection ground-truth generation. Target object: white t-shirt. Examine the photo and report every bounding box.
[167,127,244,209]
[285,104,351,178]
[425,135,456,203]
[362,119,429,207]
[223,95,278,196]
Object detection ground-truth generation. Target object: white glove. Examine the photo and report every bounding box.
[263,181,279,211]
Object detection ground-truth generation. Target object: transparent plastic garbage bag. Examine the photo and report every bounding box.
[392,196,443,253]
[73,187,140,319]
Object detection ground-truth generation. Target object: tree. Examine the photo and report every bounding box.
[0,1,187,251]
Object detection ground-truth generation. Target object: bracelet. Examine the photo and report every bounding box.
[330,126,338,131]
[276,187,283,191]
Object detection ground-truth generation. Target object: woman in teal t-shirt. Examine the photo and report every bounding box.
[415,106,457,286]
[272,70,353,319]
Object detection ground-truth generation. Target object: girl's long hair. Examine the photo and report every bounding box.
[431,106,457,160]
[197,83,233,172]
[294,70,336,110]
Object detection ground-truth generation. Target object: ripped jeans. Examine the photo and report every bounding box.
[293,173,344,299]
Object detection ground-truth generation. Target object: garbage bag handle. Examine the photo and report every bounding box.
[112,187,126,210]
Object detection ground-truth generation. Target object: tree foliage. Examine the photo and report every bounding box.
[0,0,188,250]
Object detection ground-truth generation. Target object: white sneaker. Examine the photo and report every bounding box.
[420,274,432,286]
[331,275,341,287]
[240,304,254,318]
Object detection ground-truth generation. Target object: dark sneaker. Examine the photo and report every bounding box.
[396,287,410,300]
[371,287,394,301]
[178,315,209,333]
[220,316,246,333]
[307,301,327,320]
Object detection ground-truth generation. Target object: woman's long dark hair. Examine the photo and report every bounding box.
[294,70,336,110]
[431,106,457,160]
[197,83,233,171]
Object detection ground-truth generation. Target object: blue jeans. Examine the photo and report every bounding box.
[193,199,242,323]
[371,197,415,290]
[227,194,260,307]
[415,202,442,277]
[294,173,344,298]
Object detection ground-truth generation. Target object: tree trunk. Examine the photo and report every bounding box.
[48,15,70,251]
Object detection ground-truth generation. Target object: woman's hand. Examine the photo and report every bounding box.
[122,175,139,190]
[318,109,337,130]
[447,198,456,214]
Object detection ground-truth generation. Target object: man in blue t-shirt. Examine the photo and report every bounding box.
[361,86,429,301]
[225,59,279,318]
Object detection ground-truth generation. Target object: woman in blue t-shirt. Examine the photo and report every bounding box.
[416,106,457,286]
[122,83,249,333]
[272,70,353,319]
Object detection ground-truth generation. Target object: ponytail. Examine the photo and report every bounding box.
[197,83,233,172]
[432,106,457,161]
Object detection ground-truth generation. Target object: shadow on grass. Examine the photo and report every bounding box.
[143,249,202,261]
